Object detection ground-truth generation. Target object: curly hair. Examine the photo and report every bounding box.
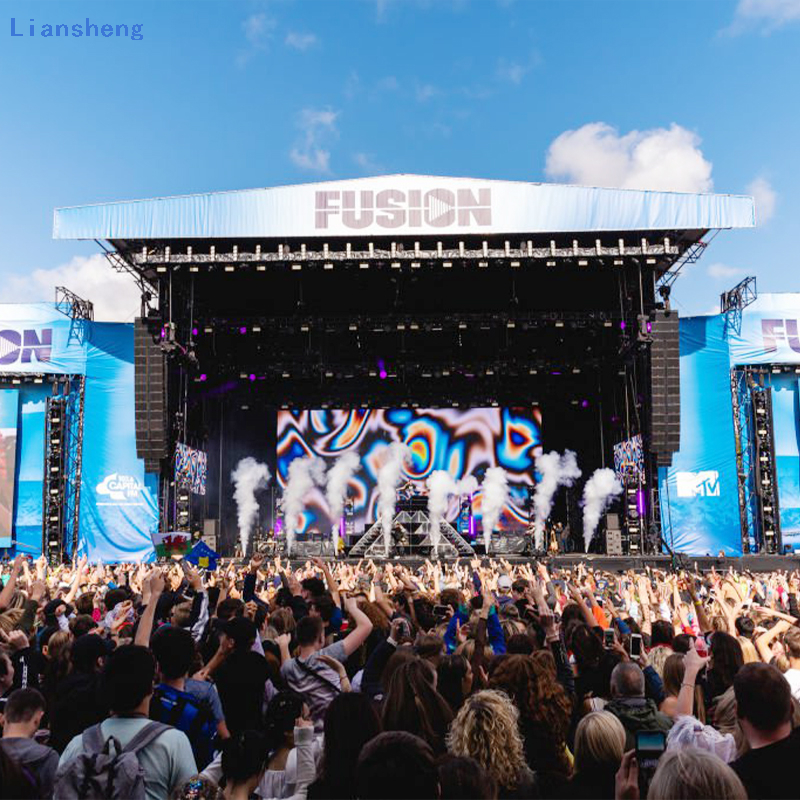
[489,653,573,776]
[356,599,390,632]
[447,689,528,792]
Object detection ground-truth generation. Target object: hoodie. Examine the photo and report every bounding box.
[605,697,673,750]
[0,737,60,796]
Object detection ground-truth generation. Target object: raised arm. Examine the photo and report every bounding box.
[341,596,374,657]
[0,555,23,611]
[134,569,165,647]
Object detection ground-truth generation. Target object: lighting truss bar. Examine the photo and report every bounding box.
[55,286,94,321]
[119,236,682,270]
[195,310,617,334]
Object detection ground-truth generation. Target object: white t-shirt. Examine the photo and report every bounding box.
[59,718,197,800]
[785,668,800,701]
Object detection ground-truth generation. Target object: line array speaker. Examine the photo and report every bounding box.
[134,318,167,471]
[650,309,681,467]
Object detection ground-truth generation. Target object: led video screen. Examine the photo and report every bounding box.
[276,407,542,534]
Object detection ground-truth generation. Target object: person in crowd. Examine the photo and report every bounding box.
[58,645,197,800]
[438,755,497,800]
[605,662,673,750]
[308,692,382,800]
[382,657,454,754]
[356,731,440,800]
[212,616,272,735]
[0,688,60,796]
[706,632,745,706]
[280,596,373,726]
[731,662,800,799]
[447,689,537,799]
[782,627,800,700]
[624,747,749,800]
[567,711,626,799]
[436,653,473,713]
[149,625,228,769]
[489,653,573,794]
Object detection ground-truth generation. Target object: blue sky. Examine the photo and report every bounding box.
[1,0,799,319]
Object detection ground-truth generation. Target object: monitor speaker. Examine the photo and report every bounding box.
[606,529,623,556]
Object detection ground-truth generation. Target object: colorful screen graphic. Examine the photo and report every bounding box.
[276,407,542,534]
[175,442,208,496]
[613,435,645,481]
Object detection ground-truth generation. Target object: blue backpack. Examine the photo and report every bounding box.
[150,684,217,769]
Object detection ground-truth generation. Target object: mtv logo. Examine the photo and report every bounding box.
[676,471,720,498]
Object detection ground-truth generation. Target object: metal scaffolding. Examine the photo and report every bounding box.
[42,376,86,562]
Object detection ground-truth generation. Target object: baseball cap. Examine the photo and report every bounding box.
[497,575,513,591]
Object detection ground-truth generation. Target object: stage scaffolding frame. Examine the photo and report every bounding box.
[42,376,86,563]
[731,365,786,555]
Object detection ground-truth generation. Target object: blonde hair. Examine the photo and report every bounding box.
[573,711,626,773]
[0,608,24,633]
[447,689,528,791]
[737,637,759,664]
[647,747,747,800]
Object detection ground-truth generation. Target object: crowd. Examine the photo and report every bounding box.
[1,551,799,799]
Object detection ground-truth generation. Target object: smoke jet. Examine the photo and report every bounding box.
[582,468,623,551]
[282,456,326,555]
[231,458,271,557]
[533,450,582,549]
[481,467,509,554]
[377,442,410,556]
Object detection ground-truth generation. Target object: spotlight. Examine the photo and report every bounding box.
[249,374,256,382]
[239,326,247,334]
[199,374,207,382]
[191,328,198,336]
[581,400,590,408]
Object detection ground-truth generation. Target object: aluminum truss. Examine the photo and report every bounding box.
[731,367,782,554]
[751,378,782,553]
[42,377,86,562]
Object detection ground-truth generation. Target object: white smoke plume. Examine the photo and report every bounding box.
[533,450,582,549]
[377,442,411,556]
[325,452,360,551]
[426,472,479,557]
[281,456,327,555]
[480,467,509,554]
[231,458,271,557]
[582,468,623,551]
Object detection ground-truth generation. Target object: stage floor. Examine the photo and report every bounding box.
[283,553,800,572]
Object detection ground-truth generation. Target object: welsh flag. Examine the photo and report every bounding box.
[152,531,192,558]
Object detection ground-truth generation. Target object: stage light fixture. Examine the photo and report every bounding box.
[529,368,537,375]
[507,321,516,329]
[239,326,247,334]
[444,261,453,268]
[391,261,401,269]
[397,323,406,330]
[555,321,564,328]
[156,266,167,273]
[292,264,302,271]
[252,325,262,333]
[300,324,309,332]
[34,377,43,384]
[257,265,266,272]
[204,326,213,334]
[604,321,613,328]
[458,322,467,330]
[224,265,235,272]
[578,260,588,266]
[249,374,256,382]
[281,371,290,378]
[546,260,556,267]
[360,262,369,269]
[572,367,581,374]
[324,263,333,270]
[189,266,199,273]
[199,374,207,382]
[349,323,358,331]
[511,261,520,267]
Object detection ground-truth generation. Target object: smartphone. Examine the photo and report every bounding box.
[398,618,412,640]
[472,571,482,595]
[603,628,615,648]
[635,730,666,772]
[630,633,643,658]
[432,604,451,618]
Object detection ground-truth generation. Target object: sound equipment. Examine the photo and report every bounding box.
[202,519,218,551]
[606,529,623,556]
[605,513,620,529]
[134,319,168,472]
[650,309,681,467]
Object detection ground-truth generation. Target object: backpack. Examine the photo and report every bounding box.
[150,684,217,769]
[52,721,170,799]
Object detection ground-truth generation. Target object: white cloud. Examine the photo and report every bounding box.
[544,122,713,193]
[376,75,400,92]
[236,13,277,66]
[290,108,339,173]
[728,0,800,32]
[353,152,385,174]
[285,31,318,51]
[707,262,745,280]
[0,254,140,322]
[747,176,777,223]
[496,58,530,85]
[415,83,439,102]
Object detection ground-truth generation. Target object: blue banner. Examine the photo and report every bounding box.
[728,294,800,366]
[659,315,742,555]
[0,390,19,548]
[0,305,157,562]
[768,376,800,548]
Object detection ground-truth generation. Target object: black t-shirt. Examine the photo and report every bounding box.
[214,650,270,734]
[732,728,800,800]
